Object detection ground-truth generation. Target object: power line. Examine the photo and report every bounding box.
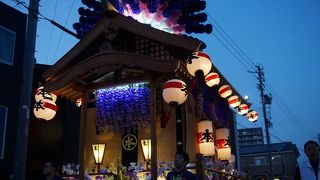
[45,0,58,64]
[205,11,316,140]
[51,0,76,64]
[264,81,314,138]
[206,10,256,71]
[13,0,77,39]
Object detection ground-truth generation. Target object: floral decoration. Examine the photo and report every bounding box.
[96,82,151,134]
[62,163,79,175]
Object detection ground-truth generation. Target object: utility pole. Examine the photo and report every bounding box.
[12,0,39,179]
[250,65,274,178]
[255,64,274,180]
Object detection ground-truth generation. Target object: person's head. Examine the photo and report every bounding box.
[262,171,270,180]
[174,151,190,170]
[304,140,320,162]
[43,161,56,176]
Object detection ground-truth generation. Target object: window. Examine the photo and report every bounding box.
[0,105,8,159]
[0,25,15,65]
[255,156,266,165]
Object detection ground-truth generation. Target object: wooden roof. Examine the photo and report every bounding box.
[43,11,202,100]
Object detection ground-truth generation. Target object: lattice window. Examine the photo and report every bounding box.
[135,34,175,60]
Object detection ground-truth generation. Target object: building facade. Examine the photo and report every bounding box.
[239,142,300,180]
[0,2,27,179]
[238,127,264,146]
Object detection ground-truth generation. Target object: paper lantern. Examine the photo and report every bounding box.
[218,85,232,98]
[247,110,258,122]
[75,98,82,107]
[33,99,57,121]
[229,154,236,163]
[186,52,212,77]
[141,139,151,160]
[216,128,231,160]
[238,104,249,115]
[228,95,241,108]
[205,72,220,87]
[35,86,57,102]
[197,120,215,156]
[162,79,188,105]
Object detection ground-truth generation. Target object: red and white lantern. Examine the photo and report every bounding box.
[162,79,188,105]
[33,99,57,121]
[218,85,232,98]
[228,95,241,108]
[205,72,220,87]
[216,128,231,160]
[35,86,57,102]
[197,120,215,156]
[186,52,212,77]
[238,104,249,115]
[247,110,258,122]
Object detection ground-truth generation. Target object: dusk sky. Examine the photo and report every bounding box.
[4,0,320,160]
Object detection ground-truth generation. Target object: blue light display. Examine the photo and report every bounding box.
[96,82,151,134]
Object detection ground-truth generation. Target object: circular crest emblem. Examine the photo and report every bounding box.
[122,134,137,150]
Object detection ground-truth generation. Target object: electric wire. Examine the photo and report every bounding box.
[238,122,305,152]
[51,0,76,64]
[265,80,315,137]
[206,10,257,71]
[45,0,58,64]
[206,11,316,140]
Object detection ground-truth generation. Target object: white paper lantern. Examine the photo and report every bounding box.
[247,110,258,122]
[33,99,57,121]
[35,86,57,102]
[228,95,241,108]
[205,72,220,87]
[198,120,215,156]
[162,79,188,105]
[186,52,212,77]
[238,104,249,115]
[216,128,231,160]
[229,154,236,163]
[218,85,232,98]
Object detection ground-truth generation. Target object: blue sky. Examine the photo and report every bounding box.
[4,0,320,159]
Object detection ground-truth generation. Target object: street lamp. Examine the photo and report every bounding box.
[141,139,151,169]
[92,143,106,173]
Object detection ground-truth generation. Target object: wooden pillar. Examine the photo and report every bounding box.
[78,90,89,179]
[195,153,205,180]
[150,79,158,180]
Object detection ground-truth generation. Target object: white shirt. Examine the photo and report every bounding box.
[298,158,320,180]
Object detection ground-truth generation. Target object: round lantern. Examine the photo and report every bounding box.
[238,104,249,115]
[35,86,57,102]
[186,52,212,77]
[197,120,215,156]
[33,99,57,121]
[205,72,220,87]
[228,95,241,108]
[218,85,232,98]
[247,110,258,122]
[162,79,188,105]
[75,98,82,107]
[216,128,231,160]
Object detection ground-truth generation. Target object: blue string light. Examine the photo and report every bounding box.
[96,82,151,134]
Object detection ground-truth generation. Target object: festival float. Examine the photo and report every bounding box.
[41,0,258,179]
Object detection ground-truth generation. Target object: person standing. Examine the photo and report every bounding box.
[40,161,63,180]
[166,151,199,180]
[295,140,320,180]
